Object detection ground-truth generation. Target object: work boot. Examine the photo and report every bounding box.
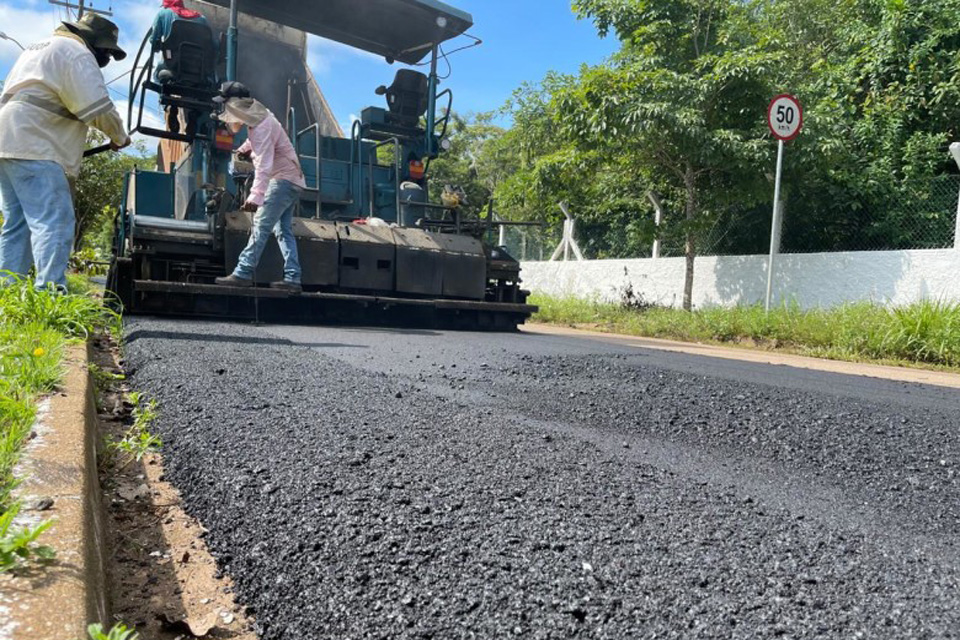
[215,274,253,288]
[270,280,302,294]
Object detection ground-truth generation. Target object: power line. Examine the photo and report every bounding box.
[48,0,112,18]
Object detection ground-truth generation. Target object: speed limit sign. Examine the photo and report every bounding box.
[767,94,803,141]
[764,93,802,314]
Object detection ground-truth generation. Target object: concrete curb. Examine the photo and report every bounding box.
[0,343,108,640]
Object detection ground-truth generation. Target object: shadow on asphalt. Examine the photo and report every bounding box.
[125,329,368,350]
[335,326,445,337]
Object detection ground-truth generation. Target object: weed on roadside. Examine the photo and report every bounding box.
[531,294,960,369]
[86,622,139,640]
[0,504,55,572]
[0,275,119,339]
[107,393,161,466]
[0,323,63,512]
[89,363,125,391]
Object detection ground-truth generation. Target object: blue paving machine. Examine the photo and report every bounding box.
[108,0,537,330]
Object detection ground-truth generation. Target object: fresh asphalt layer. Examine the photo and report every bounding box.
[124,318,960,639]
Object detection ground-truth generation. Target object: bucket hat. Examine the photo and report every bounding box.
[62,13,126,60]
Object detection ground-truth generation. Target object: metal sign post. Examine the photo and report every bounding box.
[765,94,803,312]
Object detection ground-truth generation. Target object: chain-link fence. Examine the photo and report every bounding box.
[500,174,960,261]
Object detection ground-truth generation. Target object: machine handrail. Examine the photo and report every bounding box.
[434,88,454,142]
[128,29,154,130]
[287,106,297,143]
[350,119,362,215]
[368,137,401,222]
[294,121,322,218]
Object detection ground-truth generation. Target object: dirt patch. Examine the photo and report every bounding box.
[91,337,257,639]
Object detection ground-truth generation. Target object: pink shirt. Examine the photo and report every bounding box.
[237,112,306,206]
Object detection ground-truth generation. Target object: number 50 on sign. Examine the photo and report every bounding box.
[767,94,803,141]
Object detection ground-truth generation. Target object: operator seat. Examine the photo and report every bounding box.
[157,19,217,88]
[145,19,219,142]
[376,69,429,129]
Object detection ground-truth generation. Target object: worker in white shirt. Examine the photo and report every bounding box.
[0,13,131,291]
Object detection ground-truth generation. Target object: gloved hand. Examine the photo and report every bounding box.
[111,136,132,152]
[241,201,258,213]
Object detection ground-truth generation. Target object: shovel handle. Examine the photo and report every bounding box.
[83,143,113,158]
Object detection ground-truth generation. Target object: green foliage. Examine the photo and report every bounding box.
[111,429,162,463]
[0,322,63,510]
[0,276,117,566]
[421,0,960,274]
[531,293,960,368]
[0,504,55,572]
[69,247,110,277]
[0,274,121,339]
[0,394,35,511]
[66,273,96,296]
[427,112,510,220]
[88,363,125,392]
[76,133,154,256]
[107,393,161,465]
[87,622,140,640]
[750,0,960,251]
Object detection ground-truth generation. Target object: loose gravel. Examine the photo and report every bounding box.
[125,319,960,639]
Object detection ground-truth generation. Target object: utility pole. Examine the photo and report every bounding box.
[48,0,113,18]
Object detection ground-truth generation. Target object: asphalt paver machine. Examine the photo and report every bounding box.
[109,0,537,330]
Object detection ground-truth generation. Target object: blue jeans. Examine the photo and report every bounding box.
[233,179,302,283]
[0,159,75,289]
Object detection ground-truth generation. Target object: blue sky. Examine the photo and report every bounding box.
[0,0,617,134]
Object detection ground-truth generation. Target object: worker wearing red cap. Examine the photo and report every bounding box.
[150,0,217,133]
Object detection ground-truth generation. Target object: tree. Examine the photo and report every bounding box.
[758,0,960,251]
[75,135,154,255]
[426,112,510,220]
[553,0,779,309]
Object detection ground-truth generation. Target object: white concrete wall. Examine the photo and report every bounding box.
[521,249,960,309]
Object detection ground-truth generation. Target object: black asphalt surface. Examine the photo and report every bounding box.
[124,319,960,639]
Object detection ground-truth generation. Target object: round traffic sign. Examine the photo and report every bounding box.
[767,94,803,141]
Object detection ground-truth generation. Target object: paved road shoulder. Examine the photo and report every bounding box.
[524,323,960,390]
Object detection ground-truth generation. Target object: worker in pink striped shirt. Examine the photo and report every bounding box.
[213,82,306,293]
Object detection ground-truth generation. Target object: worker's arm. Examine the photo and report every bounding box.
[60,49,130,148]
[237,139,252,156]
[246,121,278,207]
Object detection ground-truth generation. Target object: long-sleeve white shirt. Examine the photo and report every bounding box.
[0,33,127,177]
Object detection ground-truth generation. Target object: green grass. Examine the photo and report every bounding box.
[0,275,120,339]
[86,622,139,640]
[0,274,119,571]
[530,294,960,369]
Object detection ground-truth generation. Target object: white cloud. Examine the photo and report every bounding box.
[113,97,164,146]
[0,5,61,64]
[306,36,332,77]
[305,34,384,79]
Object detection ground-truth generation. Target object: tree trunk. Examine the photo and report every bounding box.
[683,166,697,312]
